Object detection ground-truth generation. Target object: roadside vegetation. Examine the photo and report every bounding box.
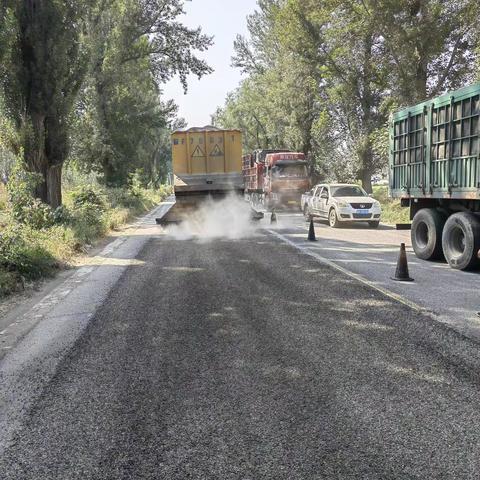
[0,1,212,298]
[0,166,171,297]
[372,186,409,226]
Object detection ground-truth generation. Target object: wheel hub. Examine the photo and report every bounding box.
[415,221,429,249]
[450,226,466,258]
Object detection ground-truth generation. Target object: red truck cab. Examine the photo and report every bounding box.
[264,152,310,208]
[243,150,311,209]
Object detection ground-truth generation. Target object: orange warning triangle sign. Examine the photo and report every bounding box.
[210,144,224,157]
[191,145,205,157]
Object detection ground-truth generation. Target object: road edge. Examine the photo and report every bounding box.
[266,228,480,345]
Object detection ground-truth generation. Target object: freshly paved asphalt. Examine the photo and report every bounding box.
[272,212,480,338]
[2,227,480,479]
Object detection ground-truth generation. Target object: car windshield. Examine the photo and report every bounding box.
[331,186,367,197]
[271,164,307,178]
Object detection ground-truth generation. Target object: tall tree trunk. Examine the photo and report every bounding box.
[413,57,428,103]
[102,158,118,187]
[358,138,374,194]
[46,164,62,208]
[25,114,65,207]
[26,113,49,203]
[360,168,373,194]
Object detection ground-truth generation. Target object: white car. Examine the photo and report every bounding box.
[303,183,382,228]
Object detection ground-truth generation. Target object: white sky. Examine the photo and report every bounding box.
[161,0,258,127]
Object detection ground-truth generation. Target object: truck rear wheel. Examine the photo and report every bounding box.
[442,212,480,270]
[411,208,446,260]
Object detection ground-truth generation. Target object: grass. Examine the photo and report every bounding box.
[0,183,172,298]
[372,185,410,225]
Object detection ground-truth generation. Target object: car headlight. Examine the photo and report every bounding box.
[337,201,348,208]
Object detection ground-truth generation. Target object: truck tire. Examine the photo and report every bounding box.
[411,208,446,260]
[442,212,480,270]
[329,208,340,228]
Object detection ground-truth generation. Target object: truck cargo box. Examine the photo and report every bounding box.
[390,83,480,200]
[158,126,244,224]
[389,84,480,271]
[171,126,243,196]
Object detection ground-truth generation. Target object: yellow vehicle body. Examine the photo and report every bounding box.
[172,127,242,176]
[158,126,244,224]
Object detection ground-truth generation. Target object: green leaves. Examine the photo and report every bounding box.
[1,0,213,204]
[71,0,213,187]
[218,0,480,191]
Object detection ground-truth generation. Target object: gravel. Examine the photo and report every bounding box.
[1,231,480,479]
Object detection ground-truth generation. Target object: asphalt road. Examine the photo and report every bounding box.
[269,212,480,338]
[2,217,480,478]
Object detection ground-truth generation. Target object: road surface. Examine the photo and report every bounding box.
[1,203,480,479]
[270,212,480,338]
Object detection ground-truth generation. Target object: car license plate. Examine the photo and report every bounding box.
[356,209,369,215]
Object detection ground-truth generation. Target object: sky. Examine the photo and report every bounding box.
[161,0,258,127]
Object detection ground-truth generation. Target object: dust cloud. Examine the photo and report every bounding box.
[165,194,262,241]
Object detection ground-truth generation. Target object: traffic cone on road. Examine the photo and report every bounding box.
[270,210,277,224]
[308,219,316,241]
[391,243,414,282]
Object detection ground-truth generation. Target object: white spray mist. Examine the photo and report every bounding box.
[165,194,261,241]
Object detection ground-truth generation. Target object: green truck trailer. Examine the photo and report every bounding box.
[389,83,480,270]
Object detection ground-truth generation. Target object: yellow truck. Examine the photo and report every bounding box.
[159,126,244,223]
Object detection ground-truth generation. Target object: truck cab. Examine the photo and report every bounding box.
[264,152,310,208]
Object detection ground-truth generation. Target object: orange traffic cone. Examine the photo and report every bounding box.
[308,219,316,241]
[392,243,414,281]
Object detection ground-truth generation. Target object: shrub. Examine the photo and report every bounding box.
[70,185,106,211]
[104,207,130,231]
[372,186,410,225]
[0,269,20,296]
[0,226,56,280]
[106,187,142,210]
[69,185,108,243]
[53,204,73,225]
[0,173,171,297]
[71,208,107,244]
[33,225,77,260]
[6,164,55,229]
[25,198,56,229]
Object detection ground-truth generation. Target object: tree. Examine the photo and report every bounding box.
[83,0,213,186]
[0,0,213,205]
[217,0,321,162]
[1,0,93,207]
[217,0,480,192]
[370,0,479,105]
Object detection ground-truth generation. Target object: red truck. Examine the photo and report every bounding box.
[243,149,311,210]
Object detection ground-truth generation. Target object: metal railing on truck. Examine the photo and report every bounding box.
[390,83,480,200]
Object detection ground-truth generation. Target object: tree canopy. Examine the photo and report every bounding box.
[215,0,480,191]
[0,0,212,205]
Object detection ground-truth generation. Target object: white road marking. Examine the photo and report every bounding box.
[267,228,431,315]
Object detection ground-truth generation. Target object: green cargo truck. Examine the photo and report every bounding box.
[389,83,480,270]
